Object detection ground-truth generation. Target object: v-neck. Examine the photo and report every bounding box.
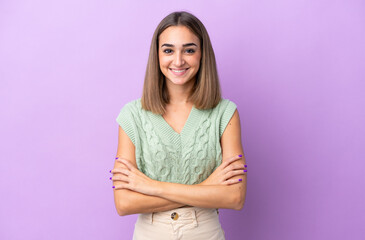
[147,103,203,147]
[159,105,195,136]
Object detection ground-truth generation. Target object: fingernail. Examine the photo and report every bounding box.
[115,157,119,159]
[238,154,242,157]
[239,179,242,181]
[244,165,247,167]
[244,170,247,172]
[109,170,111,173]
[109,177,112,180]
[112,186,115,188]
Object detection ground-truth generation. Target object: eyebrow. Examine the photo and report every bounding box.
[161,43,198,48]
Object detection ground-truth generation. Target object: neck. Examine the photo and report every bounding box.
[165,78,195,105]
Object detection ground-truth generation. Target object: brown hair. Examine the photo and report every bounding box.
[141,11,222,115]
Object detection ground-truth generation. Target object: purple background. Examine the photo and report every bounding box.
[1,0,364,239]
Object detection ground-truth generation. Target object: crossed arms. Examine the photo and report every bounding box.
[111,109,247,216]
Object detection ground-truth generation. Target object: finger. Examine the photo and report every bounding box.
[111,175,129,182]
[226,170,245,179]
[110,168,120,174]
[115,159,130,167]
[111,168,130,175]
[224,178,242,185]
[221,155,243,168]
[221,163,244,175]
[118,159,134,170]
[230,164,248,171]
[115,162,128,169]
[112,183,129,190]
[113,175,129,182]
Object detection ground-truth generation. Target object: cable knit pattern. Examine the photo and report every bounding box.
[116,98,237,185]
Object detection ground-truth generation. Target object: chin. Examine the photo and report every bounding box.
[169,77,194,85]
[169,79,187,85]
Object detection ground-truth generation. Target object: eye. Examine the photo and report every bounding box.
[186,49,195,54]
[163,49,172,54]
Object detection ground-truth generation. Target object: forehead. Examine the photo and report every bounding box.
[159,26,200,47]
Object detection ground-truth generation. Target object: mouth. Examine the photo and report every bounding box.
[170,68,189,72]
[169,68,189,76]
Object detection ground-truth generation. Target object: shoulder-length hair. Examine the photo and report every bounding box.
[141,11,222,115]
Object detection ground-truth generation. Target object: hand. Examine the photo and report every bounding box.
[110,158,158,196]
[200,155,247,186]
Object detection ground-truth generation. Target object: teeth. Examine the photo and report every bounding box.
[171,68,187,72]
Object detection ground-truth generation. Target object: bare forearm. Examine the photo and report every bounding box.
[154,181,245,210]
[114,189,189,216]
[112,156,246,214]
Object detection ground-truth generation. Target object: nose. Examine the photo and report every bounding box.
[173,51,185,66]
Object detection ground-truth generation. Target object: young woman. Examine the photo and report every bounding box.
[110,11,247,240]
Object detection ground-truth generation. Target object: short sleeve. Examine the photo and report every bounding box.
[219,100,237,138]
[116,103,136,146]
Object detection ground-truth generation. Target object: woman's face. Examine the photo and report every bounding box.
[158,25,201,87]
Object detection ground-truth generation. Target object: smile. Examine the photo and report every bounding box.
[169,68,189,76]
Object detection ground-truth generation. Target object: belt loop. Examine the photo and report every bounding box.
[140,213,153,224]
[192,208,198,227]
[150,212,154,224]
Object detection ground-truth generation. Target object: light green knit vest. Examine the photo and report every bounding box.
[116,98,237,185]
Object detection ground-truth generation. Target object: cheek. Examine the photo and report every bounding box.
[191,58,201,69]
[190,54,201,66]
[159,56,170,67]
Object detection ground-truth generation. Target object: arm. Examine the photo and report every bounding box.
[115,109,247,210]
[153,109,246,209]
[112,126,187,216]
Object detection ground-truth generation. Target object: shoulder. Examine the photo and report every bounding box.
[217,98,237,110]
[121,98,141,110]
[116,98,142,124]
[211,98,238,116]
[116,98,142,146]
[118,98,142,115]
[214,98,238,138]
[219,98,243,155]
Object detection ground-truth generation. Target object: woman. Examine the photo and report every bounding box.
[110,11,247,240]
